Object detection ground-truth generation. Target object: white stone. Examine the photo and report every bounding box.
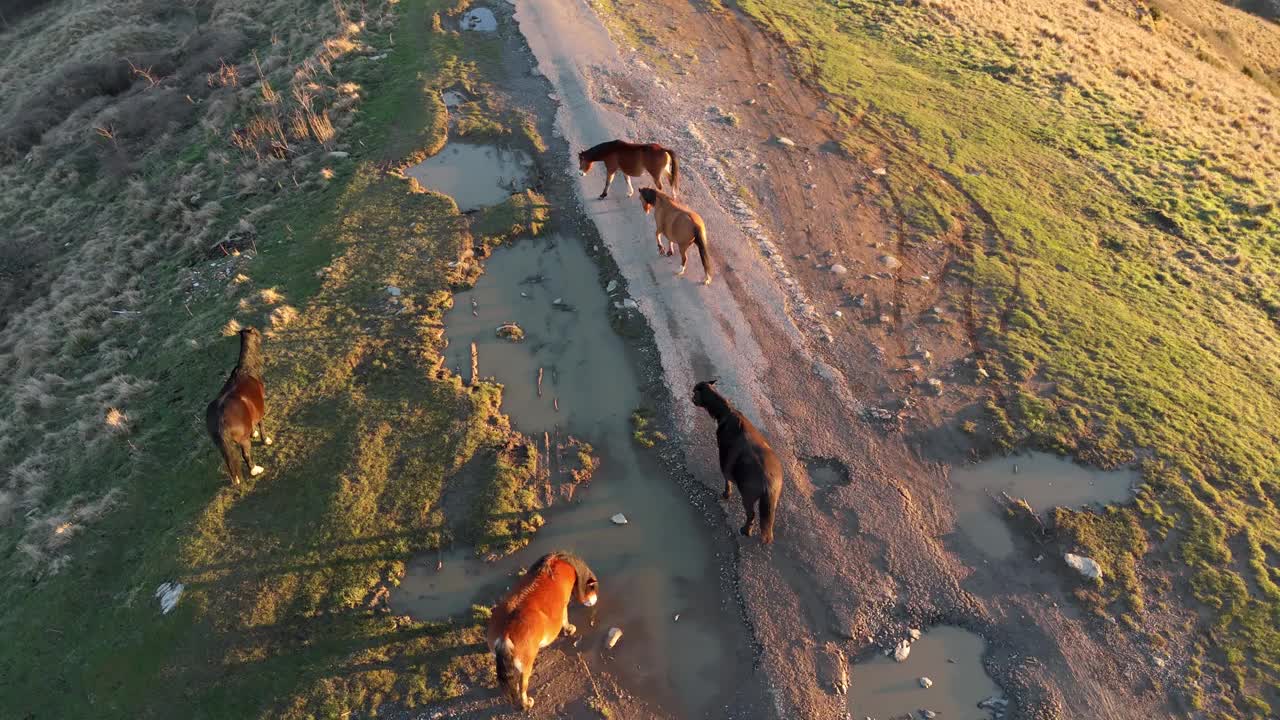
[775,136,796,147]
[386,286,402,296]
[156,582,184,614]
[1065,553,1103,580]
[606,627,623,648]
[919,676,933,688]
[830,264,848,275]
[610,513,628,525]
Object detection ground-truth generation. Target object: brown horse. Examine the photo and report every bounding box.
[205,326,271,485]
[487,552,599,711]
[692,380,783,544]
[638,187,712,285]
[578,140,679,199]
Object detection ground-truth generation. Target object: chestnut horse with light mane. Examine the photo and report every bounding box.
[205,326,272,484]
[639,187,712,285]
[487,552,599,711]
[578,140,679,199]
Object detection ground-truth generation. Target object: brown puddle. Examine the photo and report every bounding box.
[848,626,1002,720]
[390,235,749,717]
[403,143,532,211]
[950,452,1137,558]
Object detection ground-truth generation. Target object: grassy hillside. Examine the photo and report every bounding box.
[0,0,554,716]
[732,0,1279,715]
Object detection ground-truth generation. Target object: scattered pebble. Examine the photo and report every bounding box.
[919,676,933,689]
[830,264,848,275]
[610,513,628,525]
[328,151,350,159]
[872,167,888,175]
[879,254,901,270]
[893,639,912,662]
[1065,553,1103,580]
[606,627,623,648]
[606,279,618,293]
[386,286,402,297]
[775,136,796,147]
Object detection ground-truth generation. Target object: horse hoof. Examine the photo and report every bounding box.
[676,269,686,277]
[721,491,731,500]
[250,465,265,477]
[522,696,535,710]
[564,623,577,636]
[740,525,753,537]
[703,276,713,286]
[251,430,260,440]
[666,248,674,257]
[264,437,274,446]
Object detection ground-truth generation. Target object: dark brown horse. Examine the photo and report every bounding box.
[578,140,679,199]
[692,380,783,544]
[206,326,271,484]
[487,552,599,711]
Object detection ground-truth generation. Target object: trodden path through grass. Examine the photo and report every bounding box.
[0,1,561,717]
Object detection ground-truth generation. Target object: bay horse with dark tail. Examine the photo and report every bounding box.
[639,187,712,285]
[578,140,679,199]
[692,380,783,544]
[487,552,599,711]
[206,326,272,485]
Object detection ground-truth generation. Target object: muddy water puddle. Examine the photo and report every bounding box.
[404,143,531,211]
[951,452,1137,558]
[849,626,1001,720]
[390,235,748,717]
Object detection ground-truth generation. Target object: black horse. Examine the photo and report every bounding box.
[692,380,783,544]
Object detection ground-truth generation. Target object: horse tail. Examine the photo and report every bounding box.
[760,481,780,544]
[494,637,521,703]
[667,150,679,192]
[693,223,712,282]
[206,400,242,484]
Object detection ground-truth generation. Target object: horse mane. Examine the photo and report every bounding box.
[505,552,588,608]
[581,140,623,160]
[697,383,734,421]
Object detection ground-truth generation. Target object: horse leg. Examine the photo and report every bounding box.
[721,474,732,500]
[676,242,689,276]
[655,230,665,255]
[562,605,577,637]
[600,169,615,199]
[240,438,264,477]
[218,437,242,485]
[519,656,535,710]
[257,418,273,446]
[625,174,635,197]
[740,493,756,537]
[650,166,663,191]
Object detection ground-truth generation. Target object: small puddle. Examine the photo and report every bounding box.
[849,626,1001,720]
[950,452,1137,558]
[391,235,748,717]
[404,144,531,211]
[461,7,497,32]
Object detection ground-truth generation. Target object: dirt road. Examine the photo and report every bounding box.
[507,0,1169,718]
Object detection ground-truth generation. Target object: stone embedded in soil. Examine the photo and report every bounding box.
[894,639,912,662]
[921,710,937,719]
[1065,552,1103,580]
[925,378,944,395]
[606,279,618,293]
[329,150,350,159]
[879,254,901,269]
[386,286,402,297]
[872,167,888,175]
[919,676,933,688]
[831,263,849,275]
[606,627,623,648]
[610,513,628,525]
[775,136,796,147]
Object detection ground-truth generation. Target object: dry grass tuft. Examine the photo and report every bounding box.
[268,304,298,332]
[104,407,128,434]
[222,318,244,336]
[320,167,336,180]
[258,287,285,304]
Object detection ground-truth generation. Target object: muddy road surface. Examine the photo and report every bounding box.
[506,0,1168,718]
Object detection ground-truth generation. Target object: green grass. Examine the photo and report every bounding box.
[733,0,1280,714]
[630,407,668,448]
[0,1,552,717]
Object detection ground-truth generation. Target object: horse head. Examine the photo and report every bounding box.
[578,151,592,176]
[563,553,598,607]
[638,187,658,214]
[691,380,730,417]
